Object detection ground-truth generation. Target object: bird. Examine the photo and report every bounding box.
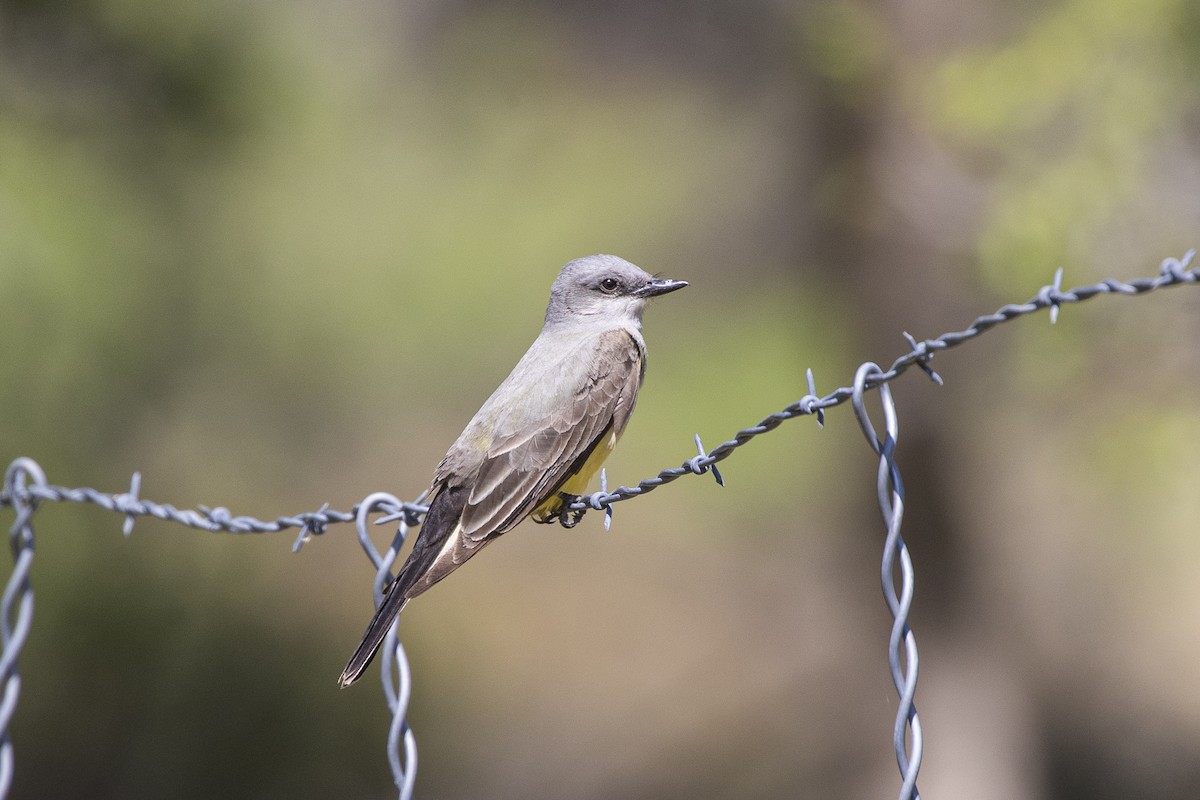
[339,254,687,687]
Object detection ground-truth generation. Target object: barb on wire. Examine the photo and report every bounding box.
[853,364,922,800]
[804,368,826,427]
[116,472,141,537]
[901,332,943,386]
[686,433,725,487]
[1046,268,1065,324]
[582,469,614,531]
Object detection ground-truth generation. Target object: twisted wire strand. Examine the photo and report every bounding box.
[0,250,1196,800]
[852,364,922,800]
[383,632,417,800]
[0,459,45,800]
[354,494,417,800]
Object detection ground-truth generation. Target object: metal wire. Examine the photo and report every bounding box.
[853,364,921,800]
[0,459,43,800]
[354,493,419,797]
[0,250,1196,799]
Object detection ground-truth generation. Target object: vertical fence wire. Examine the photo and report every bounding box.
[0,459,44,800]
[353,493,420,799]
[853,364,922,799]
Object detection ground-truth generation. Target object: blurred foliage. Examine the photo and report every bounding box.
[803,0,887,94]
[930,0,1199,290]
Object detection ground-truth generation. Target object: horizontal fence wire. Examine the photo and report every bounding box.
[0,250,1197,800]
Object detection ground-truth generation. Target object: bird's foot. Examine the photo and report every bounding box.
[557,494,586,528]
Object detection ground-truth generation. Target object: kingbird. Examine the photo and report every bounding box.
[339,254,686,687]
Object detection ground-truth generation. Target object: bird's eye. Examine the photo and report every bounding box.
[599,277,620,294]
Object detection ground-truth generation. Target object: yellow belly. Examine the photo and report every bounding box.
[531,428,618,522]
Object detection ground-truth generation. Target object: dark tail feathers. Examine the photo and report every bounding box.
[338,587,408,687]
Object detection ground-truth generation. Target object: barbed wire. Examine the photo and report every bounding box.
[0,250,1196,800]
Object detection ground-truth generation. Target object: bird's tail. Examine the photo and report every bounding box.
[339,587,409,688]
[339,483,467,687]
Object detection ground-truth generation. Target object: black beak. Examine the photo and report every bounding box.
[633,278,688,298]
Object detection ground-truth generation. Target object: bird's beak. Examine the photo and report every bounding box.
[633,278,688,298]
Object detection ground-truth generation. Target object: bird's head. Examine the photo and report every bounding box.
[545,254,687,328]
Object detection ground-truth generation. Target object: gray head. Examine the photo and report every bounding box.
[544,254,687,329]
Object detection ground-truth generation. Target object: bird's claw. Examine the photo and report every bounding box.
[557,495,586,529]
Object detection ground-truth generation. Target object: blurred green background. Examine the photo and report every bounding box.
[3,1,1200,798]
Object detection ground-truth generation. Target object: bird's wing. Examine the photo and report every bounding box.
[457,328,644,540]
